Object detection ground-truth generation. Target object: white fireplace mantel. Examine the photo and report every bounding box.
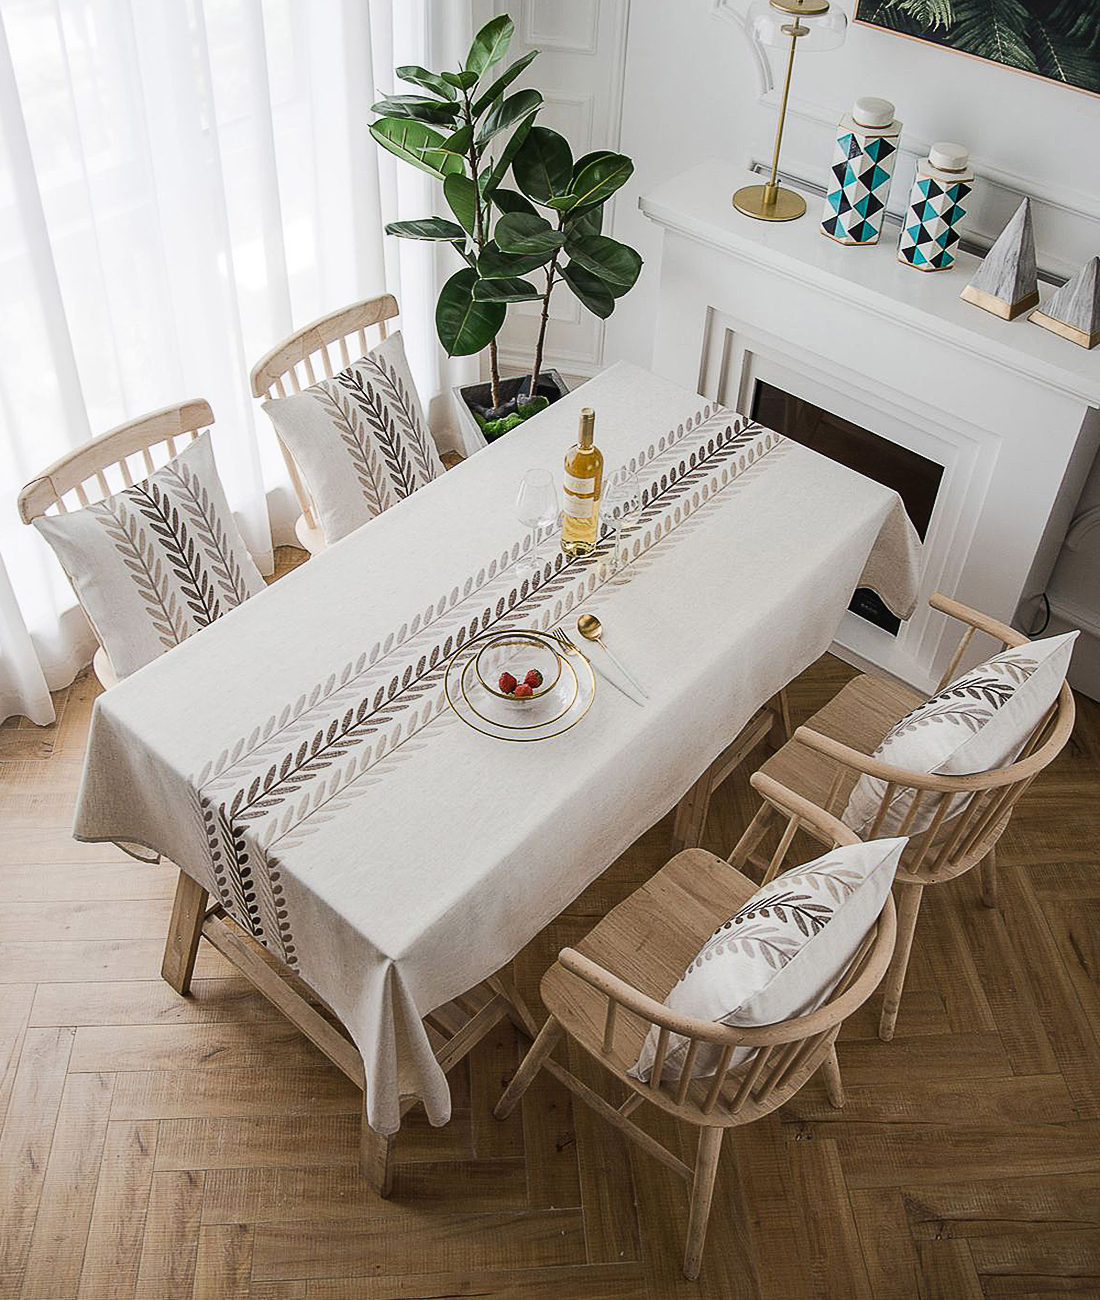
[640,161,1100,693]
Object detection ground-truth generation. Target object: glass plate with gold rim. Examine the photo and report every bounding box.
[444,629,596,742]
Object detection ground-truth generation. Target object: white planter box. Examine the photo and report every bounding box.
[451,370,570,459]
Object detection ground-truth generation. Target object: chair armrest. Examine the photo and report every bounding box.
[930,591,1028,649]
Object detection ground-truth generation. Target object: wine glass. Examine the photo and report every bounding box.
[515,469,559,584]
[602,467,641,574]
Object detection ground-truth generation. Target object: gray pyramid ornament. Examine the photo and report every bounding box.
[1030,256,1100,350]
[960,198,1039,320]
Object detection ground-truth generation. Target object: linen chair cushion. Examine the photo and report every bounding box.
[262,330,444,545]
[33,433,265,680]
[631,837,904,1084]
[842,631,1077,836]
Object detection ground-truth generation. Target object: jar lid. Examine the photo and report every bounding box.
[852,96,895,129]
[929,142,969,172]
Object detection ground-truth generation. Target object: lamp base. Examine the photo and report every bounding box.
[732,182,806,222]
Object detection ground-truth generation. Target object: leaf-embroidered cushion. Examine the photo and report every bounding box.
[630,838,904,1085]
[842,632,1077,836]
[262,330,444,545]
[33,433,265,680]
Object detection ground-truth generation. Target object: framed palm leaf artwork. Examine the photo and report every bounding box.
[853,0,1100,95]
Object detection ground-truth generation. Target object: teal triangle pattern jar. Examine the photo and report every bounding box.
[821,97,902,247]
[898,143,974,272]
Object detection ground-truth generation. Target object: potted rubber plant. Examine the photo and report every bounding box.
[370,13,642,452]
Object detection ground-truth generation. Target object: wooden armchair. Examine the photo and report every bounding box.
[250,294,400,555]
[18,400,213,690]
[495,774,897,1280]
[729,592,1076,1041]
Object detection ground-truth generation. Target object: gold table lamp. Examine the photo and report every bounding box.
[733,0,847,222]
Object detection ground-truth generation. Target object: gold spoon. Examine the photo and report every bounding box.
[576,613,649,699]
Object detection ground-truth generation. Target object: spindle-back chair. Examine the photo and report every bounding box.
[495,773,898,1280]
[730,592,1076,1042]
[250,294,400,555]
[18,400,214,690]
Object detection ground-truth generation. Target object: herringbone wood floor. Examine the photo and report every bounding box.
[2,549,1099,1299]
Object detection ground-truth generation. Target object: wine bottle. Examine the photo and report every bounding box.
[561,407,603,556]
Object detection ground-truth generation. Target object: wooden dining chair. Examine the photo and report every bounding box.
[17,400,215,691]
[250,294,401,556]
[728,592,1077,1042]
[495,773,897,1280]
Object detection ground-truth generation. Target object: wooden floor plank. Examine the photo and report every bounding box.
[132,1169,205,1300]
[250,1209,587,1282]
[76,1120,158,1300]
[0,1027,74,1298]
[306,1263,649,1299]
[191,1223,253,1300]
[30,977,282,1028]
[18,1072,114,1300]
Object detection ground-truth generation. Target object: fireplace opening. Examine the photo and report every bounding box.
[751,380,942,634]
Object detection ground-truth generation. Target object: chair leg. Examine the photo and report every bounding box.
[727,801,776,873]
[878,882,925,1042]
[494,1015,563,1121]
[161,870,208,996]
[767,687,793,749]
[820,1043,844,1108]
[980,845,998,909]
[683,1126,725,1281]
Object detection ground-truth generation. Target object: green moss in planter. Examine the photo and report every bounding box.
[475,394,549,441]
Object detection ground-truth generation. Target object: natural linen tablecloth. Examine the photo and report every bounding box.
[74,362,921,1134]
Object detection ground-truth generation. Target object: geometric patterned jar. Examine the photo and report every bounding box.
[898,142,974,272]
[821,97,902,246]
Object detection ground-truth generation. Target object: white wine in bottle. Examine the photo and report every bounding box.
[561,407,603,556]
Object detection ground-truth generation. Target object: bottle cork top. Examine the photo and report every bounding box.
[928,142,969,172]
[852,96,895,129]
[578,407,595,448]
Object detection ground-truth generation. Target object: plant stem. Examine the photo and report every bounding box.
[530,248,558,403]
[463,89,502,408]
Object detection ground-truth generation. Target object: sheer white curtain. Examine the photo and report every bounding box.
[0,0,474,725]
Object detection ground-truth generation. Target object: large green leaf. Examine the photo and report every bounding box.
[471,49,538,117]
[436,268,506,356]
[561,262,615,319]
[495,212,566,257]
[438,123,474,155]
[396,65,457,100]
[490,188,538,218]
[385,218,467,242]
[476,88,541,146]
[466,15,514,76]
[478,242,555,278]
[565,204,604,238]
[369,118,465,179]
[512,126,573,205]
[441,69,479,91]
[563,233,641,289]
[371,95,458,125]
[481,117,533,196]
[443,174,478,237]
[473,277,542,303]
[569,152,634,210]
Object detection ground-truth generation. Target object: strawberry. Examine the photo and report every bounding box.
[498,672,517,694]
[514,682,534,698]
[524,668,543,689]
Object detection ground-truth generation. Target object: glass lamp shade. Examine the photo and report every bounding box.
[747,0,848,50]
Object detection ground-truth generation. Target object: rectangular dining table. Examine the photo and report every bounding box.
[73,362,921,1191]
